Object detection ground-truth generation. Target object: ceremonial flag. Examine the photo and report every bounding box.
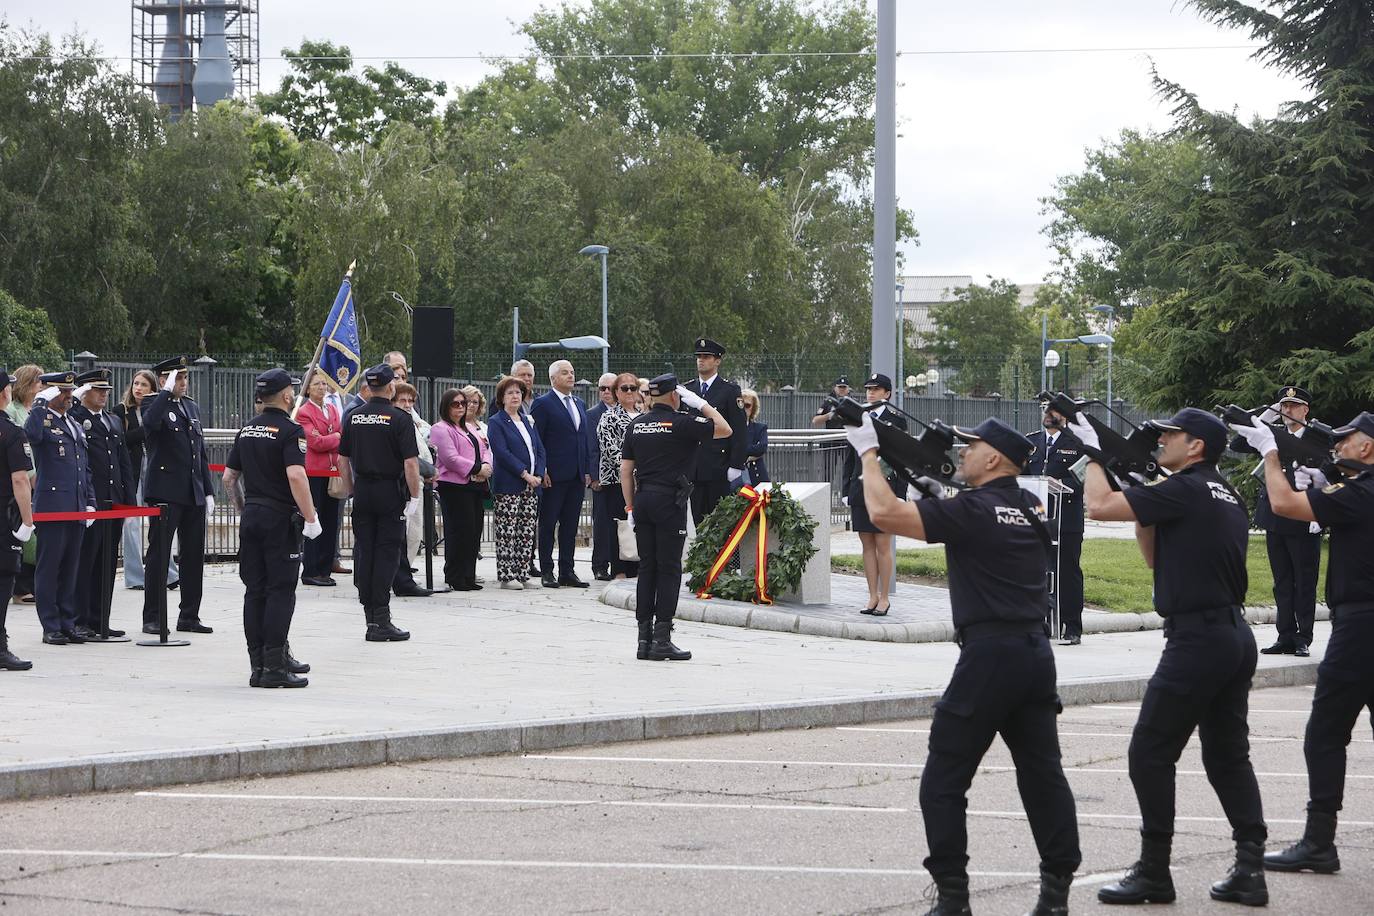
[318,261,362,395]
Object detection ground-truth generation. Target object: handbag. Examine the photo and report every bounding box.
[327,470,348,500]
[617,518,639,562]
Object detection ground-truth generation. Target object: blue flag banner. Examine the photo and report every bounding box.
[319,267,362,395]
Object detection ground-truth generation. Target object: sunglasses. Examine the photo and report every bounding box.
[598,385,614,392]
[618,385,638,392]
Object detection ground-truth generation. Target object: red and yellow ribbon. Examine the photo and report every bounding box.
[697,485,773,605]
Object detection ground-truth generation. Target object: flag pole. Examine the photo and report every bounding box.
[293,259,356,420]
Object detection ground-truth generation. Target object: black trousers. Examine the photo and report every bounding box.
[1267,530,1321,648]
[603,485,638,578]
[1053,528,1084,638]
[36,520,83,634]
[591,488,613,575]
[76,517,119,632]
[142,501,205,626]
[538,477,584,577]
[690,472,729,525]
[1304,611,1374,817]
[351,482,405,611]
[1129,608,1266,844]
[633,489,687,623]
[437,482,483,586]
[239,504,302,648]
[921,631,1080,881]
[0,532,19,633]
[303,476,340,579]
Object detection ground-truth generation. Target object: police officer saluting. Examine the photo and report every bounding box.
[338,363,420,642]
[846,412,1080,916]
[0,369,36,670]
[1075,408,1268,907]
[25,371,97,645]
[70,368,134,639]
[222,370,322,687]
[1231,410,1374,878]
[1025,399,1086,644]
[684,338,748,524]
[621,374,731,661]
[141,356,217,635]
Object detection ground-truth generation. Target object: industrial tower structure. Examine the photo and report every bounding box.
[131,1,260,120]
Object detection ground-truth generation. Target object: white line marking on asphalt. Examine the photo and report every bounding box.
[962,811,1374,827]
[1085,705,1313,714]
[134,792,905,813]
[836,727,1317,743]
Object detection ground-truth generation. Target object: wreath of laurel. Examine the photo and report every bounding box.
[684,485,819,603]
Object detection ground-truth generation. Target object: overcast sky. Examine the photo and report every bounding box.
[6,1,1307,284]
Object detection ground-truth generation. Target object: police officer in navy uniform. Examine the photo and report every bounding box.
[684,338,748,524]
[140,356,217,634]
[1025,399,1086,644]
[70,368,134,639]
[811,376,852,429]
[1231,410,1374,878]
[847,412,1080,916]
[1077,407,1268,907]
[621,374,731,661]
[338,363,420,642]
[0,369,36,669]
[222,369,323,688]
[25,371,97,645]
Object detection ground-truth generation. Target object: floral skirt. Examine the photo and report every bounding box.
[493,490,539,582]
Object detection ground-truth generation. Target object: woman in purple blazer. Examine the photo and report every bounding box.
[432,388,493,591]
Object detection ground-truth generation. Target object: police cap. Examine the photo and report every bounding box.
[1332,411,1374,441]
[0,369,11,391]
[255,368,300,398]
[1276,385,1311,406]
[153,355,190,374]
[1147,407,1228,461]
[39,371,76,389]
[863,372,894,392]
[647,373,677,396]
[952,417,1036,469]
[833,376,851,388]
[363,363,395,389]
[693,338,725,357]
[74,368,113,389]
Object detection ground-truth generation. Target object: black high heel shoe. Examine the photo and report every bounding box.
[870,602,890,617]
[860,604,877,615]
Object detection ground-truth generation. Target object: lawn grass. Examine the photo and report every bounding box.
[833,536,1328,613]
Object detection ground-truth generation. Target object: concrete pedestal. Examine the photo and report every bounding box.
[738,482,831,606]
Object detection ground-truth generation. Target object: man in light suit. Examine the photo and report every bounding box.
[685,337,748,524]
[530,359,592,588]
[587,372,617,581]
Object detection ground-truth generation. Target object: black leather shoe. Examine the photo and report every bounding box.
[167,581,180,591]
[103,628,127,639]
[541,573,560,589]
[558,575,589,588]
[301,576,335,587]
[1209,841,1268,906]
[1294,643,1311,657]
[1260,641,1294,655]
[394,585,433,598]
[593,570,613,581]
[1266,811,1340,873]
[142,624,160,635]
[1060,634,1081,646]
[176,620,214,634]
[61,629,87,644]
[71,625,99,640]
[42,631,69,645]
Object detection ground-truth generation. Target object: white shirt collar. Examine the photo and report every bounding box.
[698,373,719,388]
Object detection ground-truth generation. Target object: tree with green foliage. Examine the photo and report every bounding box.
[930,280,1038,396]
[0,289,65,367]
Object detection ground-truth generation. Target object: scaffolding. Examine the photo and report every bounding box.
[131,1,259,120]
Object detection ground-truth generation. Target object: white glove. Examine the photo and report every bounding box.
[404,496,421,518]
[84,505,96,528]
[626,510,635,531]
[1067,413,1100,451]
[303,517,323,539]
[844,411,879,457]
[204,495,215,517]
[1305,466,1328,490]
[1229,417,1277,458]
[1294,467,1314,491]
[14,523,34,543]
[35,386,60,404]
[72,384,92,401]
[727,467,743,482]
[912,476,943,500]
[1308,521,1322,535]
[841,495,849,507]
[1258,402,1282,424]
[162,369,179,392]
[675,385,706,411]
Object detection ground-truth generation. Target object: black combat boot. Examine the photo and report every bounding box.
[636,618,653,660]
[1025,869,1071,916]
[648,619,690,660]
[923,875,971,915]
[247,645,263,687]
[1265,811,1340,874]
[1098,835,1175,904]
[259,646,308,688]
[1210,840,1268,906]
[283,641,310,674]
[366,607,410,642]
[0,632,32,671]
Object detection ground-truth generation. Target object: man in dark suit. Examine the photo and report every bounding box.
[1025,400,1086,644]
[530,359,592,588]
[685,337,748,524]
[586,372,617,581]
[141,356,217,635]
[70,369,135,639]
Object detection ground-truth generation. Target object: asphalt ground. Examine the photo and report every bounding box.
[1,686,1369,915]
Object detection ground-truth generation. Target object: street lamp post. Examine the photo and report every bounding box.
[579,245,610,375]
[512,306,611,364]
[1093,304,1116,428]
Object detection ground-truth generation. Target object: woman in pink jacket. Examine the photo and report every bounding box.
[297,373,343,586]
[432,387,493,591]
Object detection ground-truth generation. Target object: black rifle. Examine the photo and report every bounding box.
[825,395,960,495]
[1216,403,1337,469]
[1039,391,1165,488]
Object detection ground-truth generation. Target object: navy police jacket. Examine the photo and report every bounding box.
[140,388,215,507]
[70,403,135,508]
[1024,427,1086,533]
[24,403,96,514]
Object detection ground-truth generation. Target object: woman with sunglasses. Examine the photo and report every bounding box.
[595,373,643,578]
[432,388,492,591]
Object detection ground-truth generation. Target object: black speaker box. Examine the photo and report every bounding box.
[410,307,455,378]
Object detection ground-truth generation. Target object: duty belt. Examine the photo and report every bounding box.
[638,482,681,494]
[1330,601,1374,622]
[245,495,295,514]
[955,620,1048,648]
[1161,605,1243,636]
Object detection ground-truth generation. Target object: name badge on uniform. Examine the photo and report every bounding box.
[58,444,66,457]
[169,412,178,424]
[82,419,92,431]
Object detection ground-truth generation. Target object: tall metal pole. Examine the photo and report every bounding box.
[512,306,520,365]
[870,0,896,381]
[599,251,609,376]
[1040,311,1049,393]
[894,283,905,410]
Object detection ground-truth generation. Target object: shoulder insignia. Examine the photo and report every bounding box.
[694,416,710,424]
[1145,476,1164,486]
[1322,482,1344,494]
[22,443,32,458]
[298,438,307,453]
